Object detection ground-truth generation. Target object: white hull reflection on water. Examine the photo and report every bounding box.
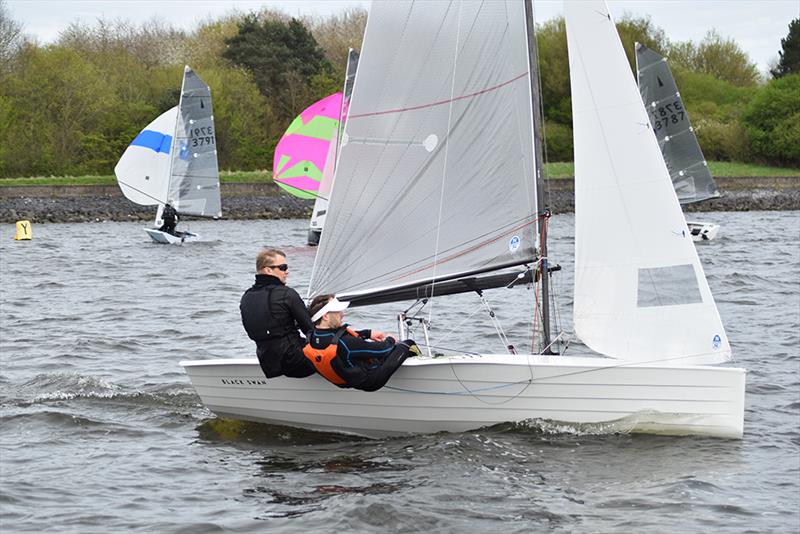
[1,212,798,533]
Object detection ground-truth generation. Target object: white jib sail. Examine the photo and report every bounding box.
[114,107,177,206]
[309,1,539,299]
[565,0,731,365]
[167,66,222,218]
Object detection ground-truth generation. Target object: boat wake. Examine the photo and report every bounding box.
[503,411,720,437]
[8,372,199,409]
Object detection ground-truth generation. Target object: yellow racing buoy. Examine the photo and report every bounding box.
[14,220,32,241]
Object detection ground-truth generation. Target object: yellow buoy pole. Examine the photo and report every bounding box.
[14,220,32,241]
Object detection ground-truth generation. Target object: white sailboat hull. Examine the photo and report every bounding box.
[180,354,745,439]
[687,221,720,242]
[144,228,198,245]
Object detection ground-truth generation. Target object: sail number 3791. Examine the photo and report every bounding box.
[191,126,215,147]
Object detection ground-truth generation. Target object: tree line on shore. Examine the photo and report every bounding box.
[0,1,798,179]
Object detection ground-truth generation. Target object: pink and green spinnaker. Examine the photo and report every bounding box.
[272,93,343,199]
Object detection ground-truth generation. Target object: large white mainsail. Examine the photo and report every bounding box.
[309,1,539,300]
[566,1,731,365]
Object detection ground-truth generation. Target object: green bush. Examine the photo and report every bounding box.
[742,73,800,166]
[672,67,755,122]
[543,121,573,162]
[72,132,121,176]
[668,30,760,87]
[693,118,749,162]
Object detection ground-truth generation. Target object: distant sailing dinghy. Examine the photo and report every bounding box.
[272,50,359,246]
[115,66,221,244]
[182,1,745,439]
[636,43,721,241]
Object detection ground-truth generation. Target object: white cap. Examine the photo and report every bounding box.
[311,297,350,323]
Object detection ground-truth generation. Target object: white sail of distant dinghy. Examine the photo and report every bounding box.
[181,0,745,439]
[115,107,176,208]
[115,65,221,244]
[636,43,721,242]
[307,49,360,246]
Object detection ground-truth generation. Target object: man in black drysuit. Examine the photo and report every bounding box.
[159,202,178,235]
[240,248,315,379]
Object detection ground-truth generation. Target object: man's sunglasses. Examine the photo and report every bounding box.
[268,264,289,271]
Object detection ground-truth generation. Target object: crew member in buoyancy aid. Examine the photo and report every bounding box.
[240,248,315,379]
[159,201,179,235]
[303,294,421,392]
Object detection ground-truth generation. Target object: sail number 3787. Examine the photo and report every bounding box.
[650,100,685,131]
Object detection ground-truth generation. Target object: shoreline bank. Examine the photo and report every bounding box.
[1,177,798,223]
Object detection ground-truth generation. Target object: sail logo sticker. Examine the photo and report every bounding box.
[712,334,721,350]
[508,235,521,253]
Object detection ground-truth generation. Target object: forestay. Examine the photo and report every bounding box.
[566,1,731,365]
[114,107,177,206]
[309,1,539,300]
[636,43,719,204]
[168,66,221,218]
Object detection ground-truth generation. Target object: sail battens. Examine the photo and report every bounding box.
[658,127,695,143]
[644,92,682,108]
[170,174,218,180]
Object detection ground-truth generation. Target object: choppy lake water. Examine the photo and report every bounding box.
[1,211,798,533]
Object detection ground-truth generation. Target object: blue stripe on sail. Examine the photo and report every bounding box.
[130,130,172,154]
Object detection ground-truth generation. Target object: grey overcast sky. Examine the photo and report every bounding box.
[7,0,800,76]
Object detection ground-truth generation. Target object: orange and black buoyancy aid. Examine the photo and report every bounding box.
[303,327,359,386]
